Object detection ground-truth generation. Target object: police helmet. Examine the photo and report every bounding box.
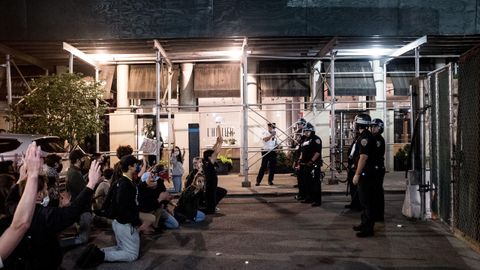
[354,113,371,129]
[303,122,315,132]
[295,118,307,126]
[370,118,384,134]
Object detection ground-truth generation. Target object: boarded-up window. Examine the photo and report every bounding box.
[258,61,310,97]
[325,61,376,96]
[128,64,178,99]
[193,63,240,98]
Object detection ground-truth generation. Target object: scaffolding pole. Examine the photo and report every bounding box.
[383,60,390,173]
[155,51,162,163]
[6,54,12,106]
[241,38,251,187]
[95,68,100,153]
[329,52,337,183]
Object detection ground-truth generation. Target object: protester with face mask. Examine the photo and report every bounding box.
[2,159,102,269]
[62,150,92,247]
[170,146,185,193]
[138,164,178,232]
[44,154,63,207]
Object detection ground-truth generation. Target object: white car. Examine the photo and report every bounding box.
[0,133,68,167]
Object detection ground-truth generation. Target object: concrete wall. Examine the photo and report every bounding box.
[1,0,479,39]
[109,111,136,164]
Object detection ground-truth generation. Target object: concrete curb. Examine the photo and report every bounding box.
[226,189,406,198]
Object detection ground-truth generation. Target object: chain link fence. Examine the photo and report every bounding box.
[428,65,453,224]
[454,47,480,247]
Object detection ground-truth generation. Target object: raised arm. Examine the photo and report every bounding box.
[0,142,41,260]
[211,125,223,161]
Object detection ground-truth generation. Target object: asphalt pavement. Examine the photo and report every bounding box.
[61,192,480,270]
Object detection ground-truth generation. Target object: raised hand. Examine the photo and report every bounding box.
[24,142,42,179]
[86,160,102,189]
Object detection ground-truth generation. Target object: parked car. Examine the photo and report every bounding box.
[0,133,69,171]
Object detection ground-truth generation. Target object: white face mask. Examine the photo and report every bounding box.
[174,150,180,155]
[40,195,50,207]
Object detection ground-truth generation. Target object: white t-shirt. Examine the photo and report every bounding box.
[262,130,277,151]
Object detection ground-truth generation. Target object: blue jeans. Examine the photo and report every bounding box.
[161,209,179,229]
[194,210,206,222]
[59,212,92,247]
[102,220,139,262]
[172,175,182,193]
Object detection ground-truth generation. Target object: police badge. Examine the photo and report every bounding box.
[361,139,368,146]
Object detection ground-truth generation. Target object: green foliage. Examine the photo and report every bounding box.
[277,151,294,167]
[217,155,233,165]
[394,144,410,158]
[7,73,107,146]
[158,159,168,167]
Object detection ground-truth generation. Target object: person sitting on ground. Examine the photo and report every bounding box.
[138,164,178,231]
[3,159,102,269]
[44,154,63,207]
[175,172,207,224]
[77,155,150,267]
[0,142,41,267]
[202,129,228,214]
[93,168,114,212]
[185,157,202,189]
[112,145,134,183]
[62,149,92,247]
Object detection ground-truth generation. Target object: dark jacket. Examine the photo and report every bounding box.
[3,188,94,270]
[137,179,166,213]
[184,168,198,189]
[203,159,218,213]
[175,186,203,220]
[66,165,86,200]
[113,175,142,226]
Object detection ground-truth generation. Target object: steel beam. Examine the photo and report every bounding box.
[390,36,428,57]
[0,43,50,71]
[153,40,172,67]
[63,42,99,68]
[316,37,338,57]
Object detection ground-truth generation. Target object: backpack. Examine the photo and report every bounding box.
[98,180,119,219]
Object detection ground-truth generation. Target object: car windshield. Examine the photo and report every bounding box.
[34,137,66,153]
[0,138,22,153]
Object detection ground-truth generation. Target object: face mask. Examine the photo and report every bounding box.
[40,195,50,207]
[154,175,160,181]
[174,150,180,155]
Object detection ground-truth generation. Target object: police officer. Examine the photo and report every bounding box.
[293,118,307,199]
[297,123,322,207]
[345,130,362,211]
[351,113,376,237]
[370,118,386,222]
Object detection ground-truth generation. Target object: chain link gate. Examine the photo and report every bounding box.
[427,64,455,224]
[454,47,480,249]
